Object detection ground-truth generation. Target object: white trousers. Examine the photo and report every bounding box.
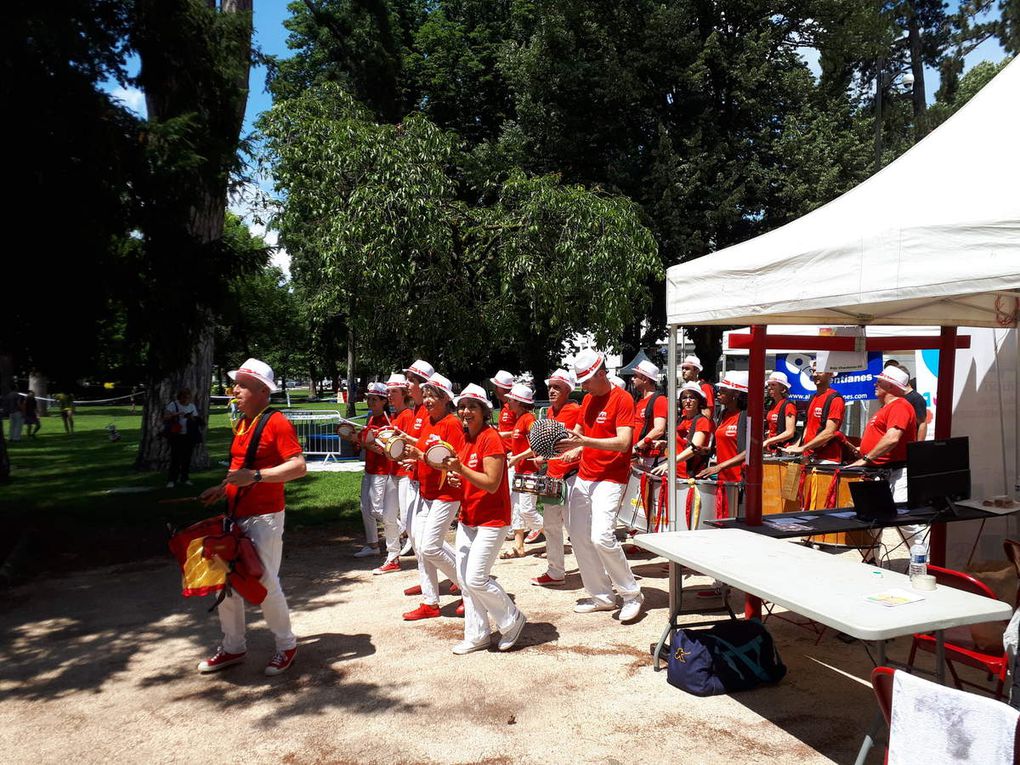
[512,487,543,532]
[567,478,640,606]
[392,475,411,535]
[412,495,460,605]
[7,412,23,441]
[218,511,297,654]
[360,472,393,547]
[456,524,519,644]
[542,476,575,580]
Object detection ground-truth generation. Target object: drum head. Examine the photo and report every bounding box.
[424,441,453,468]
[385,438,405,459]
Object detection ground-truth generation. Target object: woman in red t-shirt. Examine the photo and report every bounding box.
[441,384,526,654]
[697,373,748,485]
[652,382,714,478]
[354,382,396,561]
[762,371,798,453]
[398,372,465,622]
[502,383,542,559]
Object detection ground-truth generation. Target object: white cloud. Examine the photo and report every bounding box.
[108,86,146,116]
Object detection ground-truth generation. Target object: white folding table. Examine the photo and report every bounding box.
[632,529,1013,764]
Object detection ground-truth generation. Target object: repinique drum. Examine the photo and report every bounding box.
[375,429,406,459]
[511,473,563,498]
[802,465,878,549]
[423,440,454,469]
[618,469,648,533]
[763,455,802,515]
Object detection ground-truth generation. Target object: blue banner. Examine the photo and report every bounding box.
[775,352,882,402]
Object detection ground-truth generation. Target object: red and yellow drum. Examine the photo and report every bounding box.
[762,455,802,516]
[802,465,879,549]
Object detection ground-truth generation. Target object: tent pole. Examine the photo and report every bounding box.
[930,326,958,566]
[668,325,678,526]
[744,325,767,620]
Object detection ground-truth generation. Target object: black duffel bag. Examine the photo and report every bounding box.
[667,618,787,696]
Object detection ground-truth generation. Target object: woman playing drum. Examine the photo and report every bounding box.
[501,383,542,559]
[400,372,466,621]
[762,371,798,453]
[372,373,414,575]
[352,382,394,560]
[441,384,527,654]
[697,372,749,493]
[652,381,714,479]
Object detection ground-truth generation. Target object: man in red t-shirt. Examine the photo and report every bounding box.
[490,369,517,451]
[353,382,398,561]
[197,358,306,677]
[785,362,845,463]
[630,359,667,468]
[395,359,435,562]
[848,366,917,501]
[557,351,643,623]
[681,355,715,416]
[502,383,542,559]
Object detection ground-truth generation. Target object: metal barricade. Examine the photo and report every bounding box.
[282,410,363,462]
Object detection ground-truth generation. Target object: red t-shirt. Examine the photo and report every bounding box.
[457,426,511,527]
[676,414,714,478]
[803,388,845,463]
[416,413,466,501]
[766,398,798,444]
[633,393,667,448]
[498,405,517,452]
[227,411,304,519]
[700,381,715,411]
[405,404,429,480]
[860,396,917,465]
[713,411,746,483]
[390,407,416,477]
[510,411,537,474]
[578,386,635,484]
[545,402,581,480]
[361,412,393,476]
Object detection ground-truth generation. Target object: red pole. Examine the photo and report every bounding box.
[929,327,958,566]
[745,324,767,620]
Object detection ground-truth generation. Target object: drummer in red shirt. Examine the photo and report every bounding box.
[491,369,518,450]
[501,383,543,559]
[375,373,414,575]
[697,371,749,487]
[762,371,798,453]
[784,362,845,463]
[400,372,466,621]
[441,384,527,654]
[631,359,667,469]
[652,381,714,479]
[847,365,917,501]
[354,382,397,562]
[680,355,715,416]
[557,350,643,624]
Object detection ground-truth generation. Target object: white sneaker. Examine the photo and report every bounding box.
[452,639,490,655]
[574,599,617,614]
[399,538,414,556]
[619,595,644,624]
[498,612,527,651]
[353,546,379,558]
[166,481,175,489]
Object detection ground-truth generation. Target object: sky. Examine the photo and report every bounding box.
[102,3,1009,280]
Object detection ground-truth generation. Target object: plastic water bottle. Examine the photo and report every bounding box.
[908,542,928,580]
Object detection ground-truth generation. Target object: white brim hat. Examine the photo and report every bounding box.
[386,373,409,388]
[366,382,389,398]
[632,359,660,383]
[228,358,278,393]
[505,383,535,405]
[716,371,749,392]
[678,381,707,401]
[403,359,435,382]
[423,372,455,400]
[490,370,515,390]
[766,371,791,389]
[875,366,910,393]
[681,355,703,372]
[454,383,492,410]
[545,369,576,391]
[573,350,605,384]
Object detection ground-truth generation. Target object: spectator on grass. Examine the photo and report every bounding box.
[23,391,40,438]
[3,389,24,441]
[55,392,74,433]
[164,388,198,488]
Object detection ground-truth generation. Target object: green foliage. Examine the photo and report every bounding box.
[927,57,1013,129]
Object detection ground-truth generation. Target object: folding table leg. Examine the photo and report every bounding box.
[855,640,888,765]
[652,561,683,671]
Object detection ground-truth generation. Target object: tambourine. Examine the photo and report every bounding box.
[336,418,364,438]
[511,473,563,498]
[376,429,406,460]
[423,440,454,469]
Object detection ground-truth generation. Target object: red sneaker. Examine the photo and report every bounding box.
[448,582,460,595]
[264,647,296,676]
[404,584,423,596]
[524,529,544,544]
[455,600,465,617]
[373,559,401,575]
[197,647,246,674]
[403,603,441,621]
[530,573,566,587]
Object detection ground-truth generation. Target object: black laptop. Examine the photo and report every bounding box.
[849,480,898,522]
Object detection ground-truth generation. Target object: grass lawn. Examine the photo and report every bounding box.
[0,391,366,581]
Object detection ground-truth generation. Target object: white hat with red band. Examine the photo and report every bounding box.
[608,374,627,389]
[573,349,605,384]
[632,359,660,383]
[366,382,389,398]
[681,355,703,372]
[490,370,516,390]
[228,358,278,393]
[545,368,576,390]
[679,381,707,401]
[403,359,435,382]
[766,371,791,389]
[386,373,409,388]
[423,372,455,400]
[505,383,535,405]
[875,365,910,392]
[716,371,749,392]
[454,383,492,409]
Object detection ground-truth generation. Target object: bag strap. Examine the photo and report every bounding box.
[228,408,279,518]
[709,634,774,683]
[639,392,663,440]
[818,389,842,427]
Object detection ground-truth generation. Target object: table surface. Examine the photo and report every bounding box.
[632,529,1013,641]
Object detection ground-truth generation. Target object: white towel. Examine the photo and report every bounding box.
[889,669,1018,765]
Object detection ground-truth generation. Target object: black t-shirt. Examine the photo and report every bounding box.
[904,389,927,425]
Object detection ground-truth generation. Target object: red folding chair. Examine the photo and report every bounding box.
[905,564,1010,699]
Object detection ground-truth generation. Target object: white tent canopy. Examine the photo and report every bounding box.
[665,59,1020,329]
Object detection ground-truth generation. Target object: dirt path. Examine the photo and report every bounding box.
[0,527,912,764]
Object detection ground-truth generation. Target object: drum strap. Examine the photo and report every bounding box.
[796,464,809,510]
[657,475,669,530]
[684,478,700,530]
[716,481,729,520]
[823,468,841,509]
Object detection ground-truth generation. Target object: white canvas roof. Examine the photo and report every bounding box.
[665,58,1020,328]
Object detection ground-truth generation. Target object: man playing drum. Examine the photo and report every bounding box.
[784,361,845,464]
[557,350,643,624]
[197,358,306,676]
[354,382,399,563]
[680,355,715,417]
[379,372,414,571]
[630,359,667,469]
[847,365,917,501]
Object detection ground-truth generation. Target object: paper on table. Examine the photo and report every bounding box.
[830,511,856,519]
[866,589,926,607]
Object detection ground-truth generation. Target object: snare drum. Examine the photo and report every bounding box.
[803,465,878,549]
[762,455,802,515]
[511,473,562,498]
[375,429,406,460]
[675,479,742,531]
[618,468,648,533]
[423,440,454,469]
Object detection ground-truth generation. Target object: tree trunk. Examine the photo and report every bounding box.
[346,327,357,418]
[28,372,48,416]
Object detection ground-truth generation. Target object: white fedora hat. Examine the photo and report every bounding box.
[403,359,435,382]
[716,371,749,392]
[423,372,455,400]
[454,383,492,409]
[681,355,703,372]
[875,365,910,393]
[632,359,660,383]
[490,370,516,390]
[386,373,409,388]
[545,368,576,391]
[366,382,389,398]
[573,350,605,384]
[766,371,791,389]
[505,383,535,405]
[679,381,707,401]
[229,358,278,393]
